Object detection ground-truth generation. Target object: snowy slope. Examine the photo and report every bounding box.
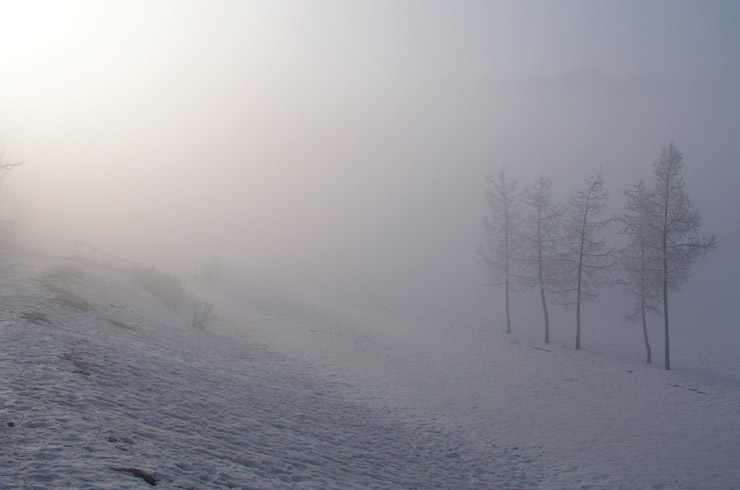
[0,256,541,489]
[192,271,740,489]
[1,255,738,489]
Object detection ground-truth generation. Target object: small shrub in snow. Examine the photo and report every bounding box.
[192,300,214,330]
[130,267,186,307]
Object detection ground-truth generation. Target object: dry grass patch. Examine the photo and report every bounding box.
[50,286,93,312]
[61,349,91,376]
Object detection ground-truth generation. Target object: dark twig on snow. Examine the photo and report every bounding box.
[110,467,158,486]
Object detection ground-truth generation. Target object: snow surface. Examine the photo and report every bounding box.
[1,255,738,489]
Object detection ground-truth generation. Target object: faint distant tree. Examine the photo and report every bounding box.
[650,142,716,370]
[559,168,612,350]
[480,167,522,334]
[619,180,661,363]
[519,175,563,343]
[0,144,24,206]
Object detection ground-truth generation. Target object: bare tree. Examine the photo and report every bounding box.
[619,180,661,363]
[559,168,612,350]
[480,167,521,334]
[0,143,24,205]
[650,142,716,370]
[519,176,563,343]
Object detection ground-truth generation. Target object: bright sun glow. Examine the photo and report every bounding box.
[1,1,70,63]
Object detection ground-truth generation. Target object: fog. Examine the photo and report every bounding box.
[2,0,739,326]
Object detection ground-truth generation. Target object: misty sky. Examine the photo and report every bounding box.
[1,1,738,317]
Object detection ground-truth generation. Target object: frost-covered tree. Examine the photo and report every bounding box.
[480,167,521,334]
[519,176,563,343]
[650,142,716,370]
[619,180,661,363]
[0,143,23,206]
[559,169,612,350]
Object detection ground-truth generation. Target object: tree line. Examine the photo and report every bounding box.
[480,142,716,370]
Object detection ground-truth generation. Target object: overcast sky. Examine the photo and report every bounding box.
[1,1,738,320]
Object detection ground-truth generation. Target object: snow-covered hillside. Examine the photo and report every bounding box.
[1,255,738,489]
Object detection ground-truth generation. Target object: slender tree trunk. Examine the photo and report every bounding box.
[575,286,581,350]
[575,248,583,350]
[575,209,588,351]
[640,244,651,364]
[505,275,511,334]
[540,284,550,343]
[537,225,549,343]
[538,247,549,343]
[641,302,652,364]
[504,214,512,334]
[662,181,670,370]
[663,259,670,370]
